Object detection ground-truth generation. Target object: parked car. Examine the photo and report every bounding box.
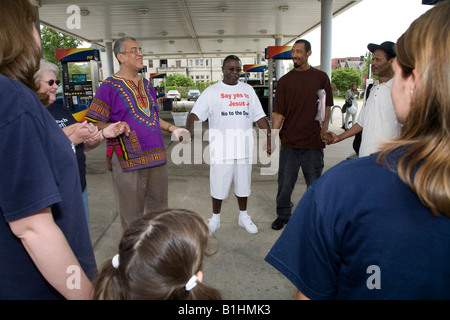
[186,89,201,101]
[166,90,181,100]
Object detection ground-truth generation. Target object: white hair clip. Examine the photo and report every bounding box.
[112,254,120,269]
[185,275,198,291]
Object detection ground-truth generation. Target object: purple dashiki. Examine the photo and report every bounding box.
[86,75,166,172]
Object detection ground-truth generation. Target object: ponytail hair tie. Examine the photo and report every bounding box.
[185,275,198,291]
[112,254,120,269]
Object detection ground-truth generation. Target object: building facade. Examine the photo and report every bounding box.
[148,56,264,84]
[331,56,365,72]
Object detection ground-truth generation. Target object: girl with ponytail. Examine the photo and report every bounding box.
[93,209,221,300]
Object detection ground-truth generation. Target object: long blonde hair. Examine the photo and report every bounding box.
[92,209,222,300]
[377,2,450,217]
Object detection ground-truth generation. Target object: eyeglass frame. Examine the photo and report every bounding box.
[120,47,143,55]
[224,66,242,73]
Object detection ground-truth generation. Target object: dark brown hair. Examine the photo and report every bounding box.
[93,209,222,300]
[0,0,42,93]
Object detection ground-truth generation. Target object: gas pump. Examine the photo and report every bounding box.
[243,64,268,115]
[243,64,267,85]
[264,46,292,120]
[150,73,169,110]
[150,72,167,99]
[240,71,250,80]
[139,66,148,79]
[55,48,101,117]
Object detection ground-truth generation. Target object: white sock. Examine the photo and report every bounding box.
[211,213,220,219]
[239,210,248,217]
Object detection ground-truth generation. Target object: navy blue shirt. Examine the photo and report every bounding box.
[266,153,450,299]
[0,74,97,299]
[47,103,87,191]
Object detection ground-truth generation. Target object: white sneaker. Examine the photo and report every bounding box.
[208,216,220,234]
[238,214,258,234]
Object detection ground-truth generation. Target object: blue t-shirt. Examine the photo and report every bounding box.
[0,74,97,299]
[265,153,450,299]
[47,102,87,191]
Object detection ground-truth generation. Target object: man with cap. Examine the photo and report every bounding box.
[324,41,401,157]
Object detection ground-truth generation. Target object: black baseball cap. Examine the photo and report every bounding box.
[367,41,396,58]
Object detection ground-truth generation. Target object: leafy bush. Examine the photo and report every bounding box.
[331,68,362,93]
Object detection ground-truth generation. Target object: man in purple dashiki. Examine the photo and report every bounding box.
[86,36,189,229]
[88,76,167,172]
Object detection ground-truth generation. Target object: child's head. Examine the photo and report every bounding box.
[93,209,221,300]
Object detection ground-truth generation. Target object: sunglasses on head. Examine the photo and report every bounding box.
[42,79,60,86]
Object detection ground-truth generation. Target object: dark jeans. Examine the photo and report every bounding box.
[276,146,324,219]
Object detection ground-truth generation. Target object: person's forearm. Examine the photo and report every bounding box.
[256,117,270,133]
[9,209,93,300]
[186,113,200,137]
[159,118,177,133]
[337,123,362,142]
[91,121,110,131]
[295,289,311,300]
[322,106,331,130]
[271,112,284,132]
[62,124,77,138]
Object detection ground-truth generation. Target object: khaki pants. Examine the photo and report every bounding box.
[111,153,168,230]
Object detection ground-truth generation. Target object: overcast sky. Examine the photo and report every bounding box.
[303,0,433,66]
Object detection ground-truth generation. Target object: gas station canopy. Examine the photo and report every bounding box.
[35,0,363,59]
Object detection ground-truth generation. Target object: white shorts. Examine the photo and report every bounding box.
[210,159,252,200]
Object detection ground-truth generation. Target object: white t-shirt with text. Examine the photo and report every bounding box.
[191,81,266,162]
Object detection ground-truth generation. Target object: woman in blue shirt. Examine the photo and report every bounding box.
[266,2,450,300]
[0,0,97,299]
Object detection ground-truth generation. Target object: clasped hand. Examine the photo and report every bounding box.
[321,131,338,145]
[171,127,191,143]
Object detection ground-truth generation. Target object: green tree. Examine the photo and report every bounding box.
[194,80,217,92]
[166,73,194,87]
[362,52,374,86]
[40,26,82,66]
[331,68,362,94]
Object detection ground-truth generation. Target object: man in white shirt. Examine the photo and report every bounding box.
[186,55,271,234]
[325,41,401,157]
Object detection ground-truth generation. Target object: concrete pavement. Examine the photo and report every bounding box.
[86,103,354,300]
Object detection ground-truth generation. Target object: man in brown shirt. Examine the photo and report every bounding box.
[271,39,334,230]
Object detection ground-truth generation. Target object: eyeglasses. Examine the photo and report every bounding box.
[226,67,242,73]
[122,48,143,55]
[41,79,60,86]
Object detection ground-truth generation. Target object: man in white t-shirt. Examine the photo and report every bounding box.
[325,41,401,157]
[187,55,271,234]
